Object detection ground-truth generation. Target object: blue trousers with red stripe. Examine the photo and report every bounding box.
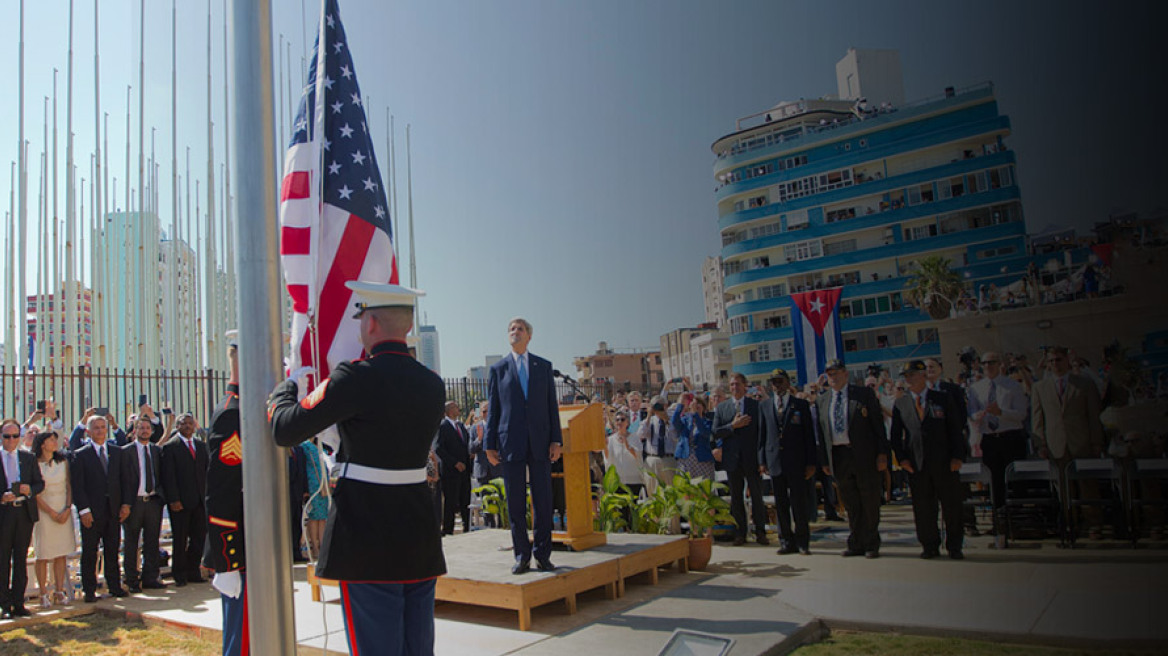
[340,579,436,656]
[221,572,248,656]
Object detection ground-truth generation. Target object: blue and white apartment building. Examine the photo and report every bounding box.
[714,49,1035,381]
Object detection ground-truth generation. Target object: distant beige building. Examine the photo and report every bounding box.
[660,324,733,390]
[574,342,663,392]
[702,256,728,329]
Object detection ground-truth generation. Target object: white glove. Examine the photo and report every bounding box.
[213,571,243,599]
[288,366,316,386]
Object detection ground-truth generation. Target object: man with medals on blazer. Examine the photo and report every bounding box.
[816,358,890,558]
[269,282,446,656]
[890,361,968,560]
[757,368,818,555]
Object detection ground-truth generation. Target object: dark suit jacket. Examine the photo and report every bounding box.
[1,449,46,522]
[712,395,762,474]
[435,418,471,477]
[120,441,165,505]
[815,384,890,471]
[161,436,208,509]
[758,394,818,478]
[890,389,967,471]
[485,353,563,463]
[71,442,123,521]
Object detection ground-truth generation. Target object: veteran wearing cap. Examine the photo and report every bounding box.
[757,368,818,555]
[816,358,890,558]
[890,360,968,559]
[203,331,249,655]
[268,281,446,656]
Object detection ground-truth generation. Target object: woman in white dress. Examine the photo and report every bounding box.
[32,431,76,608]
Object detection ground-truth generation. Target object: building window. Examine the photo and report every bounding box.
[916,327,939,343]
[779,340,795,359]
[783,239,822,263]
[904,224,938,241]
[785,210,809,231]
[824,239,857,256]
[757,282,787,299]
[730,316,749,335]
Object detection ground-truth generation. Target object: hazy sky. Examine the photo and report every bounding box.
[1,0,1163,376]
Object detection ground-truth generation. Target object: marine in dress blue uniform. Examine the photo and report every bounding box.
[204,335,249,656]
[268,282,446,656]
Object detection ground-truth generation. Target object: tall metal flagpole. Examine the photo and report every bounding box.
[222,0,237,335]
[388,110,397,259]
[65,0,77,375]
[407,124,417,330]
[93,0,103,366]
[6,163,14,369]
[137,0,147,369]
[18,0,28,375]
[230,0,296,650]
[170,0,180,375]
[52,71,60,368]
[124,86,133,370]
[205,0,218,374]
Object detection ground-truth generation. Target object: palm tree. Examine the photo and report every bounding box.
[905,255,965,320]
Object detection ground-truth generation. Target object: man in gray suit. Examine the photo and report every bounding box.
[1032,346,1105,536]
[816,359,889,558]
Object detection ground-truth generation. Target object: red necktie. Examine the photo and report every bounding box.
[187,440,196,460]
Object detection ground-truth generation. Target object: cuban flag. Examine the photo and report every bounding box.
[789,288,844,385]
[279,0,398,384]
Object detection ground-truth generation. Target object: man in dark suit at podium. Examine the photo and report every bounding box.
[485,317,563,574]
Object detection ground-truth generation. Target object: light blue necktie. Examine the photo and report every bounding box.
[5,452,17,487]
[986,381,999,431]
[518,355,529,398]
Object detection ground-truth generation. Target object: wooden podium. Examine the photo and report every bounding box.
[552,403,607,551]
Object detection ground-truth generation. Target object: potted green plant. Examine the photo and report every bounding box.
[473,477,509,529]
[593,466,639,533]
[673,472,735,570]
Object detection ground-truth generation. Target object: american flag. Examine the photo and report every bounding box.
[279,0,398,382]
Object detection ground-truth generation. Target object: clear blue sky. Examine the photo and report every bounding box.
[1,0,1162,376]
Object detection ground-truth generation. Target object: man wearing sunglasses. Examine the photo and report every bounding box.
[1,419,45,618]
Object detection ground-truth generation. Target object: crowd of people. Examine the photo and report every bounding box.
[567,344,1165,558]
[0,393,330,621]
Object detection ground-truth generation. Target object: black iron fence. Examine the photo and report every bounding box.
[0,365,229,426]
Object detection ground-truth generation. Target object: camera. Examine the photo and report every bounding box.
[957,346,979,371]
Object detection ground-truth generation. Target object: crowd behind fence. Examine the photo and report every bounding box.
[442,377,653,412]
[0,366,229,426]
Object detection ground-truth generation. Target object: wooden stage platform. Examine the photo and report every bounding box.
[308,530,690,631]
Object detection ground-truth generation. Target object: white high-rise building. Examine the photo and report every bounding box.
[418,325,441,375]
[159,236,200,370]
[702,256,727,329]
[835,48,905,108]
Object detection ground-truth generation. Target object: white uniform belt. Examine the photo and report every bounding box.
[340,463,426,485]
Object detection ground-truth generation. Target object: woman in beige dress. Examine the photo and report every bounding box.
[32,431,76,607]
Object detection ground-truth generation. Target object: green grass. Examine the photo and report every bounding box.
[791,630,1152,656]
[0,613,218,655]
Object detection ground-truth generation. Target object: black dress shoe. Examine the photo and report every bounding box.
[187,576,207,584]
[127,583,143,594]
[864,550,879,559]
[10,606,30,617]
[732,536,747,546]
[755,534,770,546]
[920,549,940,560]
[1,610,11,620]
[108,588,128,598]
[777,545,799,555]
[535,558,555,572]
[511,558,531,575]
[949,550,965,560]
[799,547,812,555]
[83,592,98,603]
[142,580,168,590]
[824,514,844,522]
[841,548,865,557]
[174,579,188,587]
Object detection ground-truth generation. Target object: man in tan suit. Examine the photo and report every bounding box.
[1031,346,1105,535]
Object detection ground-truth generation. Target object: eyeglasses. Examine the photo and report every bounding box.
[1,433,20,439]
[982,360,999,365]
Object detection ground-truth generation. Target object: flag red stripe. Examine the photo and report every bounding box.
[299,214,377,379]
[280,227,312,255]
[281,170,311,202]
[287,284,309,314]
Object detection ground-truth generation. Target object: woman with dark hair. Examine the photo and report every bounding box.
[32,431,76,607]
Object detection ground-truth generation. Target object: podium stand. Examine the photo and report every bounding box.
[552,403,607,551]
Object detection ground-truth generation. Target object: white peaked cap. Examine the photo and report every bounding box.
[346,280,425,317]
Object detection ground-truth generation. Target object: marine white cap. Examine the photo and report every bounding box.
[346,280,425,318]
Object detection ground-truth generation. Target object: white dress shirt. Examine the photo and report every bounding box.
[967,375,1027,433]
